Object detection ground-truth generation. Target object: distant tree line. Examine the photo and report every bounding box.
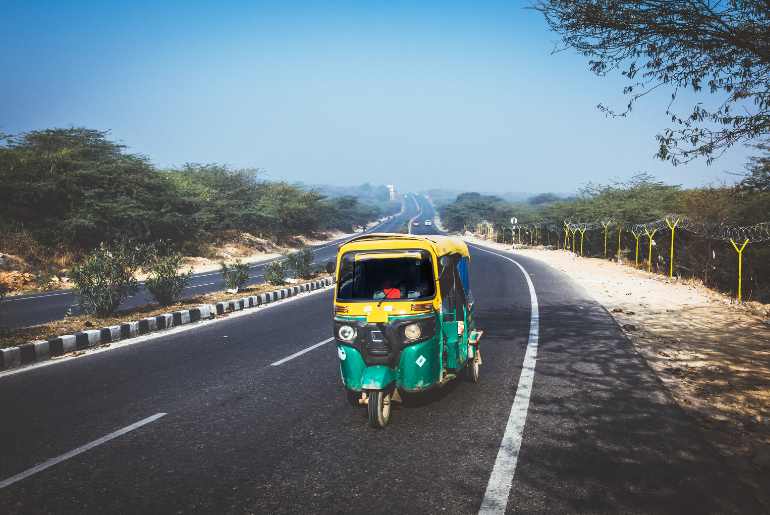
[0,128,391,260]
[441,153,770,301]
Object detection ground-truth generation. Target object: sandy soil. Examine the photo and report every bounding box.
[466,235,770,472]
[1,228,363,295]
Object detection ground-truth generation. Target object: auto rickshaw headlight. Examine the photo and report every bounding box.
[404,323,422,341]
[338,325,357,342]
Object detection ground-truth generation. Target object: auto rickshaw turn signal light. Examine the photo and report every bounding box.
[410,302,432,312]
[334,305,349,314]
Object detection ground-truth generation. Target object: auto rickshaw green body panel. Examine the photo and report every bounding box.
[333,234,479,401]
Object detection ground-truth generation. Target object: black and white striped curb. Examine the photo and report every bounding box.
[0,277,334,372]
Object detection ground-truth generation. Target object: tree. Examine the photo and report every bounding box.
[534,1,770,165]
[740,141,770,192]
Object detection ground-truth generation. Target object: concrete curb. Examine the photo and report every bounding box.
[0,277,334,371]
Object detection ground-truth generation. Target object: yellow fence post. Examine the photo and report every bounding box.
[578,226,587,256]
[570,227,577,254]
[644,227,658,272]
[601,220,612,258]
[665,216,681,278]
[563,223,569,250]
[631,229,642,267]
[616,224,623,261]
[730,238,750,302]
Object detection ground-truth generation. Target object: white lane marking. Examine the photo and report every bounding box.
[184,282,217,289]
[270,337,334,367]
[471,244,540,515]
[0,413,166,490]
[3,291,72,302]
[407,195,422,234]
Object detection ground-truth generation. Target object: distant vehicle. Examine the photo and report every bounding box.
[412,221,420,226]
[424,220,432,226]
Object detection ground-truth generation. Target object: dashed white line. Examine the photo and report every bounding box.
[3,291,72,302]
[0,413,167,490]
[471,244,540,515]
[270,338,334,367]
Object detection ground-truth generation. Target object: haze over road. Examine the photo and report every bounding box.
[0,195,763,514]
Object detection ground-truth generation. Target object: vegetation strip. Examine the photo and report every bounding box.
[0,277,333,371]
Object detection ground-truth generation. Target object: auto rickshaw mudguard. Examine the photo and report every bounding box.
[360,365,397,390]
[338,344,366,391]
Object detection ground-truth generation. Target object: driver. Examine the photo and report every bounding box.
[373,279,402,300]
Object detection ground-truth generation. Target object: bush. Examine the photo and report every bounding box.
[70,241,151,317]
[145,254,192,306]
[221,260,250,292]
[264,260,287,285]
[284,247,314,279]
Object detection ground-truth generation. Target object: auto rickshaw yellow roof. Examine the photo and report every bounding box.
[339,233,470,258]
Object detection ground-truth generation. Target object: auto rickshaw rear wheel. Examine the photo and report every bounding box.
[367,390,391,428]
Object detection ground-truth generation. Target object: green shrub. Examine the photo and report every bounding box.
[264,260,287,285]
[221,260,250,291]
[145,254,192,306]
[70,241,151,317]
[284,247,315,279]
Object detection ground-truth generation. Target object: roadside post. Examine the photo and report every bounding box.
[730,238,750,302]
[665,216,681,278]
[644,227,659,272]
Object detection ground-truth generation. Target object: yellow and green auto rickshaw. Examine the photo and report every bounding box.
[332,233,483,428]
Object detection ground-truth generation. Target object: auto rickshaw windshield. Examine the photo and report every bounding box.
[337,249,435,301]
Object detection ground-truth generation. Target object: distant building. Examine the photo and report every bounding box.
[386,184,396,201]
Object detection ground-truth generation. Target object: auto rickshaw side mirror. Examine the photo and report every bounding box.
[325,260,335,274]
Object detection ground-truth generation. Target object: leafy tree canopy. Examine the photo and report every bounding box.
[534,0,770,165]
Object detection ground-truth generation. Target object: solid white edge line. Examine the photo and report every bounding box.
[270,337,334,367]
[471,244,540,515]
[407,194,423,234]
[0,413,167,490]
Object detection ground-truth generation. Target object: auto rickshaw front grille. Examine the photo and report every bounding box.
[365,329,390,356]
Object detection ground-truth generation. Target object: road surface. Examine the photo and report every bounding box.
[0,195,764,514]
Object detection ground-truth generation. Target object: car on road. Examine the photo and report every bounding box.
[412,221,420,226]
[424,220,432,226]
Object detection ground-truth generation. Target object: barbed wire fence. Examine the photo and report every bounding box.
[479,215,770,303]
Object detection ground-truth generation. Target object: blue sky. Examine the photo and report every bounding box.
[0,0,754,194]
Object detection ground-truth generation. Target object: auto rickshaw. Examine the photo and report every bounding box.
[332,233,483,428]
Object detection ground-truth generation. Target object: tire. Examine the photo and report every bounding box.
[367,390,392,428]
[466,354,480,384]
[346,390,361,407]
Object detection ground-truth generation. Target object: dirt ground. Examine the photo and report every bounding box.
[466,235,770,474]
[0,228,361,295]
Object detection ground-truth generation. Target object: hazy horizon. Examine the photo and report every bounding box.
[1,0,755,193]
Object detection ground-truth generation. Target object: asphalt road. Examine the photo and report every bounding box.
[0,196,419,329]
[0,195,765,514]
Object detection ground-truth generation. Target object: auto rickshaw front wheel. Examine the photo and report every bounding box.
[466,350,481,384]
[367,390,392,428]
